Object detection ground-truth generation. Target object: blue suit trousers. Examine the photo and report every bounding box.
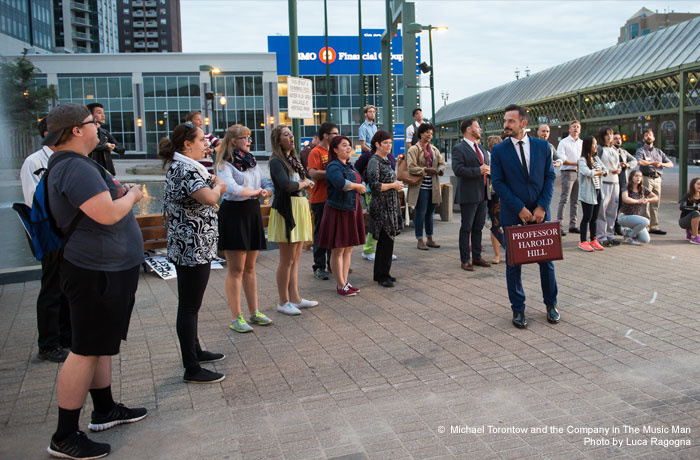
[505,257,558,313]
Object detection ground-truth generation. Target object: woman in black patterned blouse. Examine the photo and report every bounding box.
[366,130,404,287]
[160,123,228,385]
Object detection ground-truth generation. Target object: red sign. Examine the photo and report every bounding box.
[319,47,337,64]
[505,221,563,266]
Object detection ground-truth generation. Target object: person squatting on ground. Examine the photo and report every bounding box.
[595,127,623,247]
[490,104,559,330]
[214,124,274,333]
[577,136,608,252]
[618,169,657,245]
[307,122,338,281]
[366,130,404,288]
[160,122,228,385]
[19,117,71,363]
[44,103,147,459]
[318,135,367,296]
[406,122,446,251]
[267,125,319,315]
[679,177,700,244]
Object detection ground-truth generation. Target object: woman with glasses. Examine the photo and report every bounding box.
[160,122,228,384]
[268,125,318,315]
[214,125,274,333]
[406,122,446,250]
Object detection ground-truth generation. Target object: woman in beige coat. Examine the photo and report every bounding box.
[406,122,446,250]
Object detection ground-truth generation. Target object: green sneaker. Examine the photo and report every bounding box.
[249,310,272,326]
[229,314,253,333]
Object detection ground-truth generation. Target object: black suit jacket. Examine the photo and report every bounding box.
[452,139,491,204]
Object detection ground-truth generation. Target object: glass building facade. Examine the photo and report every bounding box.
[0,0,53,51]
[56,75,136,150]
[211,74,266,151]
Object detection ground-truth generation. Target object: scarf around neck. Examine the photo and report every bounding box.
[229,148,257,172]
[286,152,306,179]
[173,152,211,180]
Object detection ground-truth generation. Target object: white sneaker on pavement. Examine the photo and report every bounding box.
[291,298,318,309]
[391,254,397,260]
[276,302,302,315]
[362,252,376,261]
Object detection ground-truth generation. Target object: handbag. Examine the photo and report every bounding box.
[396,157,423,186]
[504,221,563,266]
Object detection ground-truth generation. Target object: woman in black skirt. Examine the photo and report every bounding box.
[318,136,366,296]
[214,124,274,333]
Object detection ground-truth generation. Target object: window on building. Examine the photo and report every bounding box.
[629,22,639,38]
[642,29,650,35]
[160,19,166,24]
[123,8,129,14]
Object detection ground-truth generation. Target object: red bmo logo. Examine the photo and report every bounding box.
[319,47,336,64]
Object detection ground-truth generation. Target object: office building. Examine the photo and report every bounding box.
[117,0,182,53]
[0,0,53,55]
[52,0,119,53]
[618,7,699,43]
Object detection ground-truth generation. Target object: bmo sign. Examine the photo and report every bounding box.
[268,29,420,76]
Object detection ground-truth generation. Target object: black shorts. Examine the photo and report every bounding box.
[61,259,140,356]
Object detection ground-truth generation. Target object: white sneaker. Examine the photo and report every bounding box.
[291,298,318,309]
[391,254,398,260]
[276,302,302,315]
[362,252,375,261]
[623,236,641,245]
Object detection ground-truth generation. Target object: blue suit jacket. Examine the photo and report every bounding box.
[490,135,556,227]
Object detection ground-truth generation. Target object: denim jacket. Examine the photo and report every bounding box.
[325,159,360,211]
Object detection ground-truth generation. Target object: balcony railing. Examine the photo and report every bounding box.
[73,31,91,41]
[73,17,90,27]
[70,2,91,13]
[145,20,157,28]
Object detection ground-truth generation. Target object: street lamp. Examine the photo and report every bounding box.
[219,96,227,129]
[441,90,449,106]
[405,23,447,125]
[199,65,222,134]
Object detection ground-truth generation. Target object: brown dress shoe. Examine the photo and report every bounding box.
[461,262,474,271]
[473,258,491,268]
[417,240,429,250]
[426,239,440,248]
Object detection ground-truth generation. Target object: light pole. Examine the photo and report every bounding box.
[219,96,227,129]
[199,64,221,135]
[441,91,449,106]
[405,23,447,124]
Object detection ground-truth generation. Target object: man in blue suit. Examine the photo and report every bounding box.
[490,104,559,329]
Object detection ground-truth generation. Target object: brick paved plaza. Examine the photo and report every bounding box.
[1,173,699,460]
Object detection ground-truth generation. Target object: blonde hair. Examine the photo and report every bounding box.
[487,135,502,150]
[214,124,251,173]
[270,124,297,175]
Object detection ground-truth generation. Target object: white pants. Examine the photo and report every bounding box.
[596,182,619,240]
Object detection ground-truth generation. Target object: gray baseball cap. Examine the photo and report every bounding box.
[42,103,91,146]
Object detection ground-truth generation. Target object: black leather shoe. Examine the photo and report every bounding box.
[561,228,567,236]
[568,227,580,234]
[546,304,560,324]
[649,229,667,235]
[512,312,527,329]
[378,279,394,288]
[389,276,397,282]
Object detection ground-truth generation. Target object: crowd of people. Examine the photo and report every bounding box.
[17,101,700,459]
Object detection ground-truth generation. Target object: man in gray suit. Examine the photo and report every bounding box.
[452,118,492,271]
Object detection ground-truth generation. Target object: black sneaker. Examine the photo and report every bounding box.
[183,368,225,384]
[38,347,69,363]
[47,431,110,459]
[649,229,667,235]
[198,351,225,363]
[313,268,329,280]
[88,403,147,432]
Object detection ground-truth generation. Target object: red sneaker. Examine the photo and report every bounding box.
[590,238,605,251]
[346,283,360,293]
[337,285,357,296]
[577,241,594,252]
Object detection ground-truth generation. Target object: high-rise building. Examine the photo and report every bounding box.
[117,0,182,53]
[0,0,54,55]
[53,0,119,53]
[618,7,699,43]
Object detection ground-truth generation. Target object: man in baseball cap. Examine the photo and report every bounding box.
[42,102,94,147]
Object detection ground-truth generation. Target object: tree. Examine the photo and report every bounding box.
[1,49,57,163]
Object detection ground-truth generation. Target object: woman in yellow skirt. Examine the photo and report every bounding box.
[268,125,318,315]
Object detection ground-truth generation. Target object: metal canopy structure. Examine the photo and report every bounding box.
[434,16,700,196]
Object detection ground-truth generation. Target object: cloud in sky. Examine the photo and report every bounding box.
[181,0,698,117]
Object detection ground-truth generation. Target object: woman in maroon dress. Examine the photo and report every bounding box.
[318,136,366,296]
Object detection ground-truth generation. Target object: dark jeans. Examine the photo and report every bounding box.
[458,200,487,263]
[175,263,210,372]
[580,190,602,242]
[38,249,71,350]
[413,188,435,239]
[311,201,331,271]
[373,230,394,282]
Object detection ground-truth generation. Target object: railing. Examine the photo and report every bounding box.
[70,1,91,13]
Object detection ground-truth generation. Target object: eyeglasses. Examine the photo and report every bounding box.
[236,136,253,141]
[329,132,339,135]
[79,119,99,127]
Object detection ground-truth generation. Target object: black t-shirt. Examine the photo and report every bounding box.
[47,152,144,271]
